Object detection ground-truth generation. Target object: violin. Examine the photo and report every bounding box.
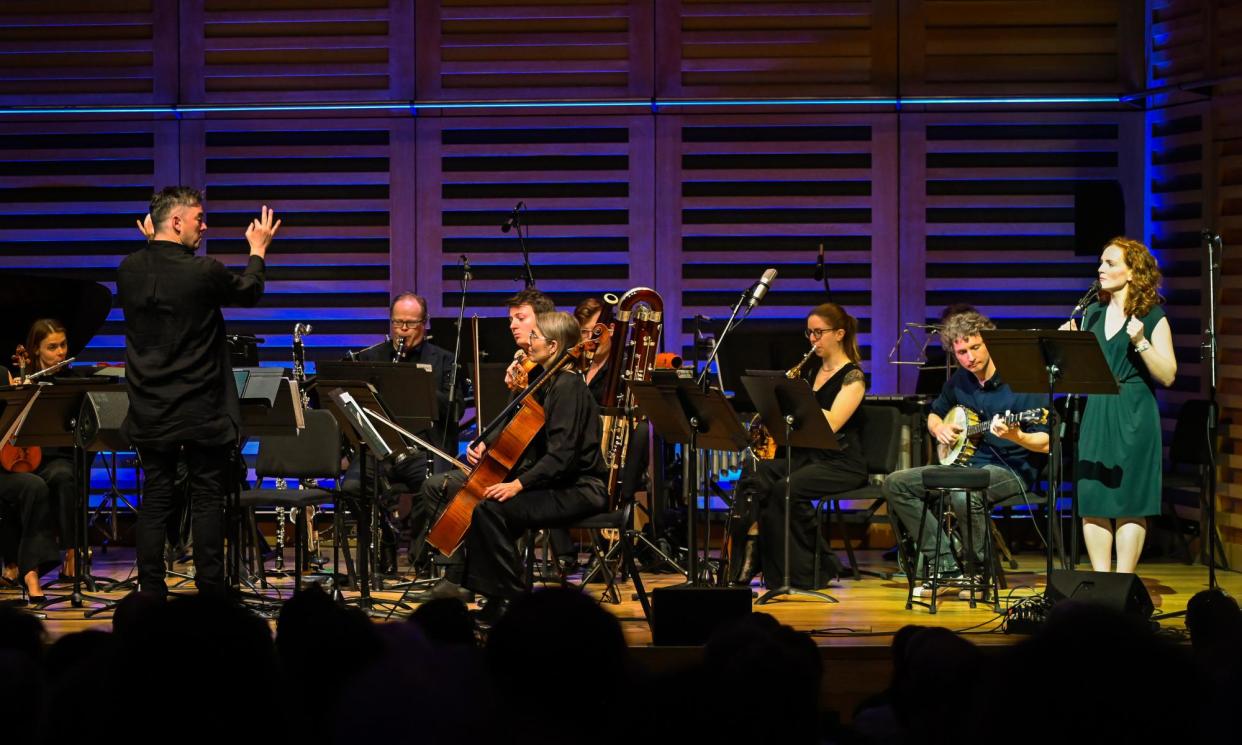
[2,345,42,473]
[507,349,539,392]
[428,329,601,555]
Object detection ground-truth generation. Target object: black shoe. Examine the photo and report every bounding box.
[731,536,758,585]
[472,596,511,628]
[428,578,474,603]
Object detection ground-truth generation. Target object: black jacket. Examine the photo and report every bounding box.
[116,241,264,446]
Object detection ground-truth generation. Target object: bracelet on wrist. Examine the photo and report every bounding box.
[1133,339,1151,353]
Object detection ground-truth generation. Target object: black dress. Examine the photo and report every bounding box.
[752,362,867,589]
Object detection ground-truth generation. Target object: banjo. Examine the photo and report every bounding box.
[936,405,1048,466]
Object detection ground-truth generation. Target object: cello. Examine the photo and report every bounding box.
[427,327,601,556]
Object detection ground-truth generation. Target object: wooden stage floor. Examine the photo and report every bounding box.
[16,547,1235,645]
[11,547,1234,721]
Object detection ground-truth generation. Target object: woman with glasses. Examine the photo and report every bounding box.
[452,311,608,624]
[734,302,867,590]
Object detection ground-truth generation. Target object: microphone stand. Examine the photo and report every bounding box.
[1062,287,1097,566]
[508,204,536,289]
[442,256,470,451]
[695,283,756,392]
[1204,231,1223,588]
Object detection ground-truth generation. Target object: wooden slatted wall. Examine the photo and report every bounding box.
[656,0,896,99]
[416,0,652,100]
[657,114,899,392]
[903,0,1143,96]
[901,112,1146,389]
[415,115,655,329]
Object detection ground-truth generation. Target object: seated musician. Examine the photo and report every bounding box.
[573,297,612,400]
[411,288,556,590]
[421,311,606,624]
[24,319,81,573]
[736,303,868,590]
[882,310,1049,597]
[343,292,460,572]
[1,319,77,603]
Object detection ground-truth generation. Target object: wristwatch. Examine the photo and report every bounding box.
[1134,339,1151,353]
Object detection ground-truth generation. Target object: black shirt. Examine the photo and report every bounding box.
[799,361,867,472]
[116,240,265,446]
[930,367,1049,487]
[515,369,606,490]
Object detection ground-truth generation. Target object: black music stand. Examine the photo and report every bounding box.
[316,361,437,435]
[742,374,841,604]
[631,374,750,585]
[320,384,411,616]
[982,330,1118,582]
[2,380,122,609]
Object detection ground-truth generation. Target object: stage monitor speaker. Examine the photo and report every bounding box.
[1073,180,1126,256]
[77,390,129,452]
[651,586,752,646]
[1047,569,1153,619]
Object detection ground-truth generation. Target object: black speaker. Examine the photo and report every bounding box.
[1073,180,1126,256]
[651,586,752,646]
[1047,569,1153,619]
[77,390,129,452]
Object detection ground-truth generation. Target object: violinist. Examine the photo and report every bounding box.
[503,288,556,390]
[457,310,607,625]
[1,322,70,604]
[22,319,82,571]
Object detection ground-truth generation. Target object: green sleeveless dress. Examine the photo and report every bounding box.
[1075,303,1166,518]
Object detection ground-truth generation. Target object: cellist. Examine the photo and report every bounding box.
[420,311,607,625]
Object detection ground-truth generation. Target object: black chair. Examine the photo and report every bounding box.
[905,466,1002,614]
[237,409,343,593]
[1162,399,1225,568]
[813,404,903,584]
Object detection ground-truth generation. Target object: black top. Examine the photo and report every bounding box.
[930,367,1049,487]
[515,369,606,490]
[583,360,611,407]
[354,339,462,436]
[116,240,265,446]
[801,361,866,471]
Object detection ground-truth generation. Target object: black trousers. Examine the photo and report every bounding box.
[463,479,606,600]
[746,451,865,590]
[0,471,60,576]
[35,456,76,549]
[135,443,231,596]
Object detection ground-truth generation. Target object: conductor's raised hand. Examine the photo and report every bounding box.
[245,205,281,258]
[136,213,155,241]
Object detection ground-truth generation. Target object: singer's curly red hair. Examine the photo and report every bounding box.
[1098,236,1163,318]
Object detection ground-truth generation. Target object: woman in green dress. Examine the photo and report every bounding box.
[1064,237,1177,573]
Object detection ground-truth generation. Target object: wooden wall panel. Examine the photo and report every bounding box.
[416,0,653,101]
[657,0,893,99]
[657,114,900,393]
[414,115,656,329]
[185,0,411,104]
[910,111,1146,375]
[904,0,1136,97]
[0,1,175,106]
[0,120,175,361]
[197,118,402,364]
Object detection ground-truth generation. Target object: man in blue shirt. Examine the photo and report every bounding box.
[883,310,1049,594]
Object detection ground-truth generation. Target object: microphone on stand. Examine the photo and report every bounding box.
[813,243,825,282]
[461,254,472,281]
[745,268,778,313]
[1070,279,1101,320]
[501,201,525,233]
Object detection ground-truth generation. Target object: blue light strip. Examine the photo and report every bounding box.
[0,95,1124,116]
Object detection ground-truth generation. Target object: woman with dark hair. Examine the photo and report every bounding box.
[1064,237,1176,573]
[737,303,868,590]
